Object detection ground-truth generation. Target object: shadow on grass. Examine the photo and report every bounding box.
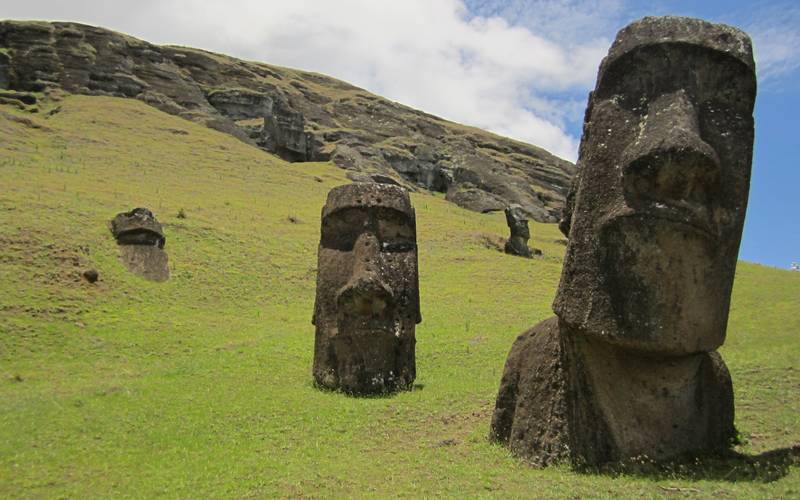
[592,444,800,483]
[310,380,425,399]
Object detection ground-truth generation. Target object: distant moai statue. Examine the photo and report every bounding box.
[490,16,757,466]
[110,207,169,282]
[313,183,421,394]
[503,205,533,257]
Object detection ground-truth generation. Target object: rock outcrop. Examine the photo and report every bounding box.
[490,16,757,467]
[0,20,575,222]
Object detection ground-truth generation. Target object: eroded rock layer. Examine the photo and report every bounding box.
[0,20,576,222]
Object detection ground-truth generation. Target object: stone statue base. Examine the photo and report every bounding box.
[490,317,736,467]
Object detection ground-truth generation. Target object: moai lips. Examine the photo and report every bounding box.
[491,16,756,466]
[313,183,421,394]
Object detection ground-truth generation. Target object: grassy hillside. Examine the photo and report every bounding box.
[0,95,798,498]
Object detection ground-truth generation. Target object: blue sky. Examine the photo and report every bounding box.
[464,0,800,269]
[3,0,798,268]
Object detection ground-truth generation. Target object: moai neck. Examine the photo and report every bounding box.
[561,323,735,463]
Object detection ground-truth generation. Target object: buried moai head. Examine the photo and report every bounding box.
[313,183,421,394]
[554,17,756,355]
[110,207,169,282]
[111,208,166,248]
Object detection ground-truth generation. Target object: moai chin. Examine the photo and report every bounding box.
[313,183,421,394]
[491,16,756,466]
[503,205,533,257]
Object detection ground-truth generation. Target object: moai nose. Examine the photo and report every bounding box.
[336,232,395,317]
[622,90,720,205]
[352,231,381,269]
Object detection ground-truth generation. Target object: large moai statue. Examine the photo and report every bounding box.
[313,183,421,394]
[490,16,756,466]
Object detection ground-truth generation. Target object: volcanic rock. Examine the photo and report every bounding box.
[0,20,575,222]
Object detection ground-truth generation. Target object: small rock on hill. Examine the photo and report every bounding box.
[0,20,576,221]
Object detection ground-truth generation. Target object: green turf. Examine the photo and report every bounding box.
[1,95,798,498]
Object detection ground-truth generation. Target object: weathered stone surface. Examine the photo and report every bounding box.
[491,16,756,466]
[110,207,165,248]
[118,245,170,283]
[313,183,421,394]
[0,20,575,222]
[0,52,11,89]
[346,171,403,186]
[503,205,532,257]
[82,269,99,283]
[262,93,323,162]
[110,208,169,281]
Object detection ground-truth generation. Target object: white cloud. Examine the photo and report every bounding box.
[3,0,614,160]
[744,4,800,84]
[463,0,624,45]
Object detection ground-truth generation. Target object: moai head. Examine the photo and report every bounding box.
[554,17,756,355]
[313,183,421,393]
[504,205,532,257]
[111,207,166,248]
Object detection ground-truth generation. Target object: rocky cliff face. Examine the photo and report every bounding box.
[0,20,576,221]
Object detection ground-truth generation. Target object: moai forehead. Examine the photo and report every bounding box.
[322,183,415,220]
[110,207,165,242]
[599,16,754,79]
[553,16,756,355]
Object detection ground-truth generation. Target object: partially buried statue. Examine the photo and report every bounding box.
[504,205,534,257]
[110,207,169,282]
[490,16,756,466]
[313,183,421,394]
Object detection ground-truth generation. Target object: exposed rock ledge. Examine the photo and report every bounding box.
[0,20,577,221]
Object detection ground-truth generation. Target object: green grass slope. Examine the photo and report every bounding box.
[1,95,798,498]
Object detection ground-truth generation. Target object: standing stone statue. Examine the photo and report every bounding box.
[503,205,533,257]
[110,207,169,282]
[313,183,421,394]
[490,16,756,466]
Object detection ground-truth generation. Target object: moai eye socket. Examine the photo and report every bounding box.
[376,208,416,252]
[320,208,369,251]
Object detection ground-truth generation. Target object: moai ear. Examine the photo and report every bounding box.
[558,171,578,238]
[558,90,593,239]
